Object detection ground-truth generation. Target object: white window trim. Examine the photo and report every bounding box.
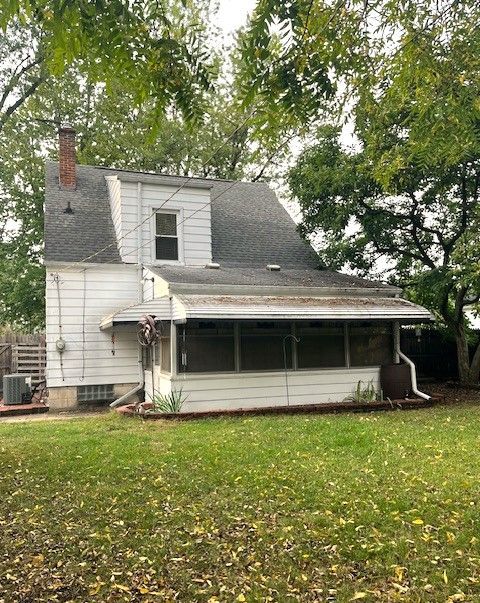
[150,208,185,265]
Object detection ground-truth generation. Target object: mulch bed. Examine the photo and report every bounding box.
[421,382,480,405]
[117,396,441,421]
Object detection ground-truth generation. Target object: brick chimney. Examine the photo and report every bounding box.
[58,123,76,189]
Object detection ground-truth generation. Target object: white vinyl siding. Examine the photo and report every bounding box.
[170,367,381,412]
[118,181,212,266]
[105,176,122,251]
[45,264,140,387]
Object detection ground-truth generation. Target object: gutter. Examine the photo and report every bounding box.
[393,321,431,400]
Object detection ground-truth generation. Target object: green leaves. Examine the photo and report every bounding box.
[0,0,217,123]
[287,1,480,381]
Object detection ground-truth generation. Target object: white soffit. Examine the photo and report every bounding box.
[99,297,172,330]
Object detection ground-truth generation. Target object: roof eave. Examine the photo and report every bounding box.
[167,281,401,298]
[116,173,214,189]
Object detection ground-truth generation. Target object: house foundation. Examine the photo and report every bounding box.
[48,383,141,411]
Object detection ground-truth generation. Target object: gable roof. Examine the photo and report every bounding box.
[44,162,318,268]
[44,162,395,292]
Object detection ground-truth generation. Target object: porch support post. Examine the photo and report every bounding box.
[234,321,241,372]
[393,321,400,363]
[292,322,298,370]
[344,322,351,368]
[170,322,177,377]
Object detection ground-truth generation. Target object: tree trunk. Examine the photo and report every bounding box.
[454,324,480,386]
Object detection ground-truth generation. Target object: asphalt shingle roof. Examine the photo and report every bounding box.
[149,265,396,290]
[45,162,318,268]
[44,162,393,291]
[45,163,121,263]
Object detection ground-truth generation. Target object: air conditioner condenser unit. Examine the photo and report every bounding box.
[3,374,30,405]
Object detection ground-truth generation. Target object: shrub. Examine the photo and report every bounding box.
[344,380,378,403]
[149,388,187,413]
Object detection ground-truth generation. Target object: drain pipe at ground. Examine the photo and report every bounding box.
[393,321,431,401]
[110,347,144,408]
[110,381,144,408]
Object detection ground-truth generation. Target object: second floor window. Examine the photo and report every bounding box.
[155,212,178,261]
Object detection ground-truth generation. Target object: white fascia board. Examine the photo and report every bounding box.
[172,296,187,322]
[99,314,114,330]
[117,173,214,189]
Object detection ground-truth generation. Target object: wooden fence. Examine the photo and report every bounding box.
[0,333,46,394]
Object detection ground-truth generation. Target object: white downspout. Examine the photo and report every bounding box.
[110,182,145,409]
[393,321,431,400]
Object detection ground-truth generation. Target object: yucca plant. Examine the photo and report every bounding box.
[344,380,378,403]
[150,388,187,413]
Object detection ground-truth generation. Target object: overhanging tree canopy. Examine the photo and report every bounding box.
[0,0,218,122]
[289,1,480,384]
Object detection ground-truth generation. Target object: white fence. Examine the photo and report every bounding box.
[0,334,46,394]
[12,342,46,385]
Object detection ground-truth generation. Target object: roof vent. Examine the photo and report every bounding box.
[205,262,220,269]
[266,264,281,271]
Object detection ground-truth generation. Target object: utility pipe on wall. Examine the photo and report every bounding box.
[393,321,431,400]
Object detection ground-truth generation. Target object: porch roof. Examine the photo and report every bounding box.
[100,294,432,329]
[174,295,432,321]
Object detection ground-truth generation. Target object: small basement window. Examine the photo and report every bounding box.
[77,384,115,403]
[155,212,178,261]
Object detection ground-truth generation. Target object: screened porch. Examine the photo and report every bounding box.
[153,319,394,375]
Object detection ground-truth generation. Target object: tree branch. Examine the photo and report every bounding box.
[251,132,296,182]
[0,72,47,134]
[443,162,474,258]
[0,53,44,114]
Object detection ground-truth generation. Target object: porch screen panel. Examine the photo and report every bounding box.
[240,321,293,371]
[296,321,345,368]
[180,320,235,372]
[349,322,393,366]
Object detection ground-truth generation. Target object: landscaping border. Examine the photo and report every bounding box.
[116,397,441,421]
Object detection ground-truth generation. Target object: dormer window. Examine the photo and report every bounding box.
[155,212,178,261]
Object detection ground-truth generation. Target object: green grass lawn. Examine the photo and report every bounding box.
[1,406,480,602]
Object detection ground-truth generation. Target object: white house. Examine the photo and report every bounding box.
[44,125,432,411]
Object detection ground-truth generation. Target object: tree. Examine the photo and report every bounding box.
[289,0,480,384]
[0,116,47,330]
[0,46,292,329]
[0,22,47,135]
[0,1,217,124]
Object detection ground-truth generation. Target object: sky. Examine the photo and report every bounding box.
[216,0,305,221]
[217,0,257,37]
